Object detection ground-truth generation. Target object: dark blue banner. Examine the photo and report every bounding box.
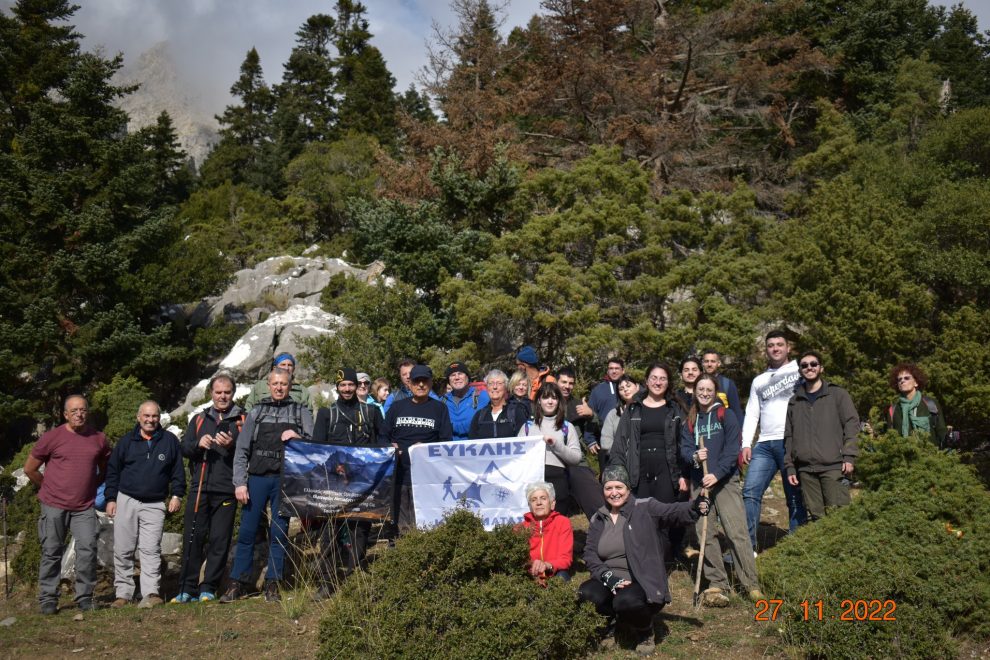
[280,441,395,520]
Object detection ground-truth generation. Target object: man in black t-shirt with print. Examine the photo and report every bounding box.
[381,364,453,532]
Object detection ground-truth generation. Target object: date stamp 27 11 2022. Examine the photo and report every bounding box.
[754,599,898,622]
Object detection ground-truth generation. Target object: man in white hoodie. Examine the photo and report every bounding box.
[740,330,807,553]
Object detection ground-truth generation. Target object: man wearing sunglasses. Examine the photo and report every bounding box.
[782,351,860,521]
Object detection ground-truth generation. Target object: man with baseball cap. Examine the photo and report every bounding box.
[441,362,490,441]
[243,352,313,411]
[381,365,453,532]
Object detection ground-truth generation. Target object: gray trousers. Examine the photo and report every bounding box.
[692,474,759,592]
[798,468,850,520]
[113,493,166,600]
[38,503,99,605]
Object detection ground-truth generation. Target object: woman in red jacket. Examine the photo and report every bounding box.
[517,482,573,583]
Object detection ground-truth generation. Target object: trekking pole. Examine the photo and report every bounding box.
[2,496,9,599]
[177,458,208,599]
[692,436,709,610]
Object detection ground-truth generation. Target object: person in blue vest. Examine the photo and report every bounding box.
[442,362,490,441]
[223,367,313,604]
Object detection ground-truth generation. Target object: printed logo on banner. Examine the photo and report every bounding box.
[410,437,545,530]
[441,462,513,507]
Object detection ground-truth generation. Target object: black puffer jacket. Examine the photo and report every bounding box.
[609,395,684,490]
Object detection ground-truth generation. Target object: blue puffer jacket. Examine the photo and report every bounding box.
[443,387,491,441]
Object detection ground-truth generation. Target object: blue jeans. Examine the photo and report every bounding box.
[743,440,807,549]
[231,475,290,582]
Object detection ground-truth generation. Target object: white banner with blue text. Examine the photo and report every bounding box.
[409,436,545,530]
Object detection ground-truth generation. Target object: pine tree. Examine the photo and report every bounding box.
[199,48,280,192]
[274,13,338,160]
[0,0,189,441]
[332,0,398,147]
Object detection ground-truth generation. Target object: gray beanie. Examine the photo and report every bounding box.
[601,464,631,488]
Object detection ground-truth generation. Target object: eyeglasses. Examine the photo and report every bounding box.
[799,361,820,369]
[648,376,668,382]
[357,382,370,388]
[896,375,913,383]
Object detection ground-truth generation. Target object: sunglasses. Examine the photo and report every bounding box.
[896,375,913,383]
[799,361,820,369]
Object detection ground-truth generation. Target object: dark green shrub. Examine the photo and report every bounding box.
[318,508,599,659]
[7,484,42,584]
[760,432,990,659]
[92,375,152,443]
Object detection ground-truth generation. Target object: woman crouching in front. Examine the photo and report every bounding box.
[579,465,709,655]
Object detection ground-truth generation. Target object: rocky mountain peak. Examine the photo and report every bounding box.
[114,41,218,169]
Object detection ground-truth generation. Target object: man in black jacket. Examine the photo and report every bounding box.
[783,351,859,521]
[312,368,384,591]
[172,374,244,603]
[105,401,185,609]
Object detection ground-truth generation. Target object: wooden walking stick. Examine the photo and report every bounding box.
[692,435,709,609]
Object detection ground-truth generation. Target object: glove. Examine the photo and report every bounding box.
[692,494,711,517]
[601,570,624,594]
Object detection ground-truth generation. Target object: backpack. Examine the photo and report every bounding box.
[329,401,374,443]
[888,397,939,430]
[524,419,570,438]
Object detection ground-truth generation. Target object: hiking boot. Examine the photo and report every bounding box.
[169,592,195,604]
[198,592,216,602]
[137,594,163,609]
[40,602,58,615]
[702,587,730,607]
[635,634,656,656]
[77,598,97,612]
[110,597,130,609]
[219,581,244,604]
[263,579,281,603]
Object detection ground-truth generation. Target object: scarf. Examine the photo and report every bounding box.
[898,391,930,436]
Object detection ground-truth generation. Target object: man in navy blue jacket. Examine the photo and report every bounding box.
[105,401,185,609]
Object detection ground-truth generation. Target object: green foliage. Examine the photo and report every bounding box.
[304,275,442,380]
[0,1,193,445]
[760,433,990,658]
[318,509,599,659]
[283,133,379,238]
[191,320,244,366]
[176,181,302,272]
[349,197,494,295]
[3,443,42,584]
[92,375,152,442]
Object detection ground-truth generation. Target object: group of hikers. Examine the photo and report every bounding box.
[23,332,952,652]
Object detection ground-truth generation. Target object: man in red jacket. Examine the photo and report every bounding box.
[516,482,573,584]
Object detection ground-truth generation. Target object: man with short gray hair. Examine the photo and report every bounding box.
[105,400,186,609]
[24,395,110,614]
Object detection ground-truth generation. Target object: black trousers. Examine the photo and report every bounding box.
[566,464,607,519]
[179,491,237,594]
[635,476,686,562]
[578,579,661,629]
[318,519,371,580]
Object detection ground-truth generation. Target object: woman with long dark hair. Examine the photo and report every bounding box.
[598,374,640,473]
[518,381,582,510]
[609,362,689,561]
